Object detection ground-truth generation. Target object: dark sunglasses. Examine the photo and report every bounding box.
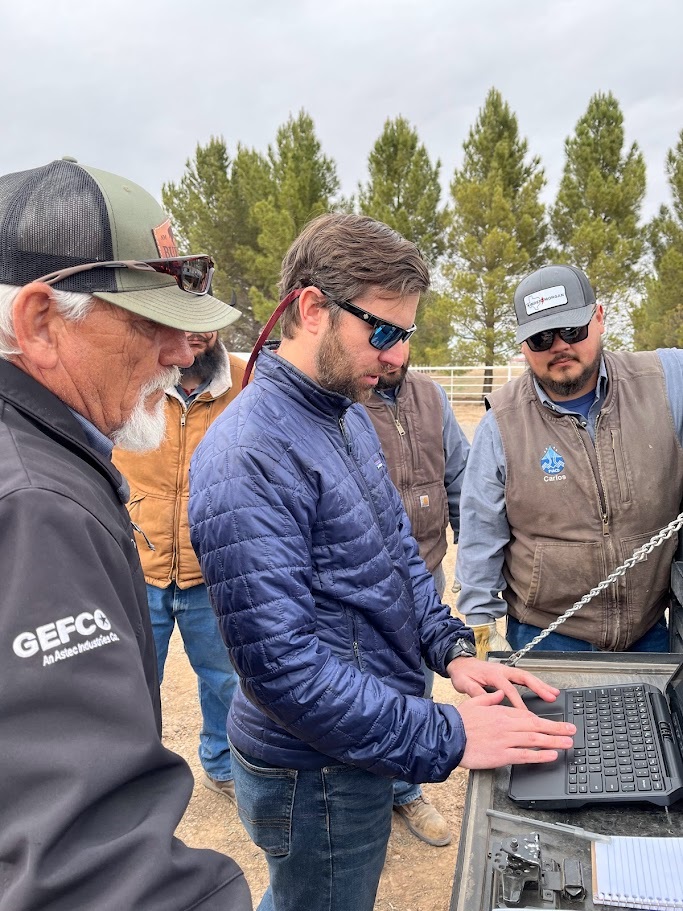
[35,255,215,295]
[525,308,596,352]
[320,290,416,351]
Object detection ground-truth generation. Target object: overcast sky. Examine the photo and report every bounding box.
[2,0,681,221]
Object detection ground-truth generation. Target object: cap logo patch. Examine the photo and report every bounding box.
[152,219,179,258]
[524,285,567,315]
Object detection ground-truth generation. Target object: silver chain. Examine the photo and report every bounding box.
[504,511,683,666]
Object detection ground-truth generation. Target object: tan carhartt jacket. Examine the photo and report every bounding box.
[489,351,683,649]
[113,348,246,588]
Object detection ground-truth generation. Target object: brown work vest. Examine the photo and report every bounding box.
[364,370,448,572]
[488,351,683,649]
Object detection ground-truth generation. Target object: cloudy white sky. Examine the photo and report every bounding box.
[2,0,682,219]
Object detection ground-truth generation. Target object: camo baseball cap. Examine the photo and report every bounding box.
[514,264,595,344]
[0,157,240,332]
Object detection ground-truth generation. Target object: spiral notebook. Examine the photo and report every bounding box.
[591,835,683,909]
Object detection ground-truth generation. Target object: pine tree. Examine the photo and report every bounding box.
[162,137,272,349]
[443,88,547,389]
[248,110,339,322]
[409,291,454,365]
[551,91,646,347]
[632,129,683,348]
[358,116,446,263]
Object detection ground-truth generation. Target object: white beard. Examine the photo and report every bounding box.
[111,366,181,451]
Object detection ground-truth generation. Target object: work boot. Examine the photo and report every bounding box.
[393,795,451,846]
[202,774,236,805]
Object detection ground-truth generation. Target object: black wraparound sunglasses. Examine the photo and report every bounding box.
[525,308,596,353]
[320,289,416,351]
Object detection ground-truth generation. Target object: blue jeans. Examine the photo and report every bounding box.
[147,582,238,780]
[231,745,393,911]
[393,561,446,806]
[507,615,670,653]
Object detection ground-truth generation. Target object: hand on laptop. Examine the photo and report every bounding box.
[456,690,576,769]
[446,656,560,709]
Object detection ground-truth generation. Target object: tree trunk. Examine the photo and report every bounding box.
[482,363,494,398]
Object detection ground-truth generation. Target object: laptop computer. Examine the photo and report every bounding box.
[508,658,683,809]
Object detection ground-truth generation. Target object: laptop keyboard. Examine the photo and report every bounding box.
[567,686,664,795]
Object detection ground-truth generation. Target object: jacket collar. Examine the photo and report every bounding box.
[255,345,353,419]
[0,358,127,500]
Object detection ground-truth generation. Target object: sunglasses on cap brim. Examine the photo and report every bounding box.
[35,255,215,295]
[525,308,596,352]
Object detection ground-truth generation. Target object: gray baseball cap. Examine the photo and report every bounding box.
[514,264,595,344]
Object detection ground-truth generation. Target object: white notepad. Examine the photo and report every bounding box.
[592,836,683,909]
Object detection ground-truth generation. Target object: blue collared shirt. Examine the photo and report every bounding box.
[68,409,130,502]
[69,408,115,459]
[456,349,683,624]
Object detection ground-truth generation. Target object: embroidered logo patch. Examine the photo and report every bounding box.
[419,494,430,508]
[541,446,565,475]
[524,285,567,314]
[152,218,179,258]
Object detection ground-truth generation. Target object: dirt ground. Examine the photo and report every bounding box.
[161,403,484,911]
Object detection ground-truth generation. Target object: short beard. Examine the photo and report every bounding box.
[315,328,371,402]
[536,348,602,399]
[111,366,181,451]
[180,343,224,385]
[376,358,409,391]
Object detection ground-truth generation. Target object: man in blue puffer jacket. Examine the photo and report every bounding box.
[189,214,574,911]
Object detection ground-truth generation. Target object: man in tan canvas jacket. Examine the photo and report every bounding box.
[115,331,245,802]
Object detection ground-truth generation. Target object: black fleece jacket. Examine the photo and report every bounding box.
[0,359,251,911]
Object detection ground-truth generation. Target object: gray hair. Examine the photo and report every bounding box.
[0,283,96,358]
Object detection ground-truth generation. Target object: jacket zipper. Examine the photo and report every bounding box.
[573,416,609,533]
[393,408,406,437]
[572,414,619,643]
[593,414,610,535]
[338,408,387,671]
[131,521,155,551]
[352,619,361,669]
[170,405,189,581]
[338,414,349,452]
[387,401,410,495]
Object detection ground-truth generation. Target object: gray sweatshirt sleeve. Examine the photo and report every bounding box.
[455,409,510,625]
[439,384,470,542]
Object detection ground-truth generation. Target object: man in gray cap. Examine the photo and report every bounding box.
[0,158,251,910]
[457,263,683,656]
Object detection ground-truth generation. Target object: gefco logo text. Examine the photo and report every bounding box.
[13,609,119,666]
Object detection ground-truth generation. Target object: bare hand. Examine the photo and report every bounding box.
[457,691,575,769]
[447,656,560,709]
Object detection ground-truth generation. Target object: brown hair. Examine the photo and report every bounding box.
[278,213,430,338]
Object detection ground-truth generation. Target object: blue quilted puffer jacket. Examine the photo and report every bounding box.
[189,348,473,783]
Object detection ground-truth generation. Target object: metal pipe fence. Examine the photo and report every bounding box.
[410,364,526,404]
